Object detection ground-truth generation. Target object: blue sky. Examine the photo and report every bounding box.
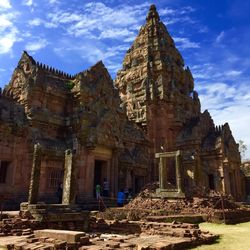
[0,0,250,158]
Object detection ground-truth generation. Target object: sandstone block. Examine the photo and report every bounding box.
[35,229,85,243]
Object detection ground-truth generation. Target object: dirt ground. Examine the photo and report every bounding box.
[191,222,250,250]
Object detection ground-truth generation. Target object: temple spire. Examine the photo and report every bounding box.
[146,4,160,22]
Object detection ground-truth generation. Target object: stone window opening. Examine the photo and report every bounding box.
[48,169,64,188]
[0,161,10,183]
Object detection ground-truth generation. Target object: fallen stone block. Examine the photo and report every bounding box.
[35,229,86,243]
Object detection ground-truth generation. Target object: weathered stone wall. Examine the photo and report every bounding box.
[115,5,244,200]
[0,53,149,208]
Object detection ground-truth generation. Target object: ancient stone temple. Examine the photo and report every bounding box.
[0,51,148,208]
[0,4,245,207]
[115,5,245,200]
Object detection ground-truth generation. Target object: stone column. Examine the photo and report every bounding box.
[160,157,167,189]
[113,150,119,197]
[28,144,42,204]
[175,150,183,193]
[62,149,77,205]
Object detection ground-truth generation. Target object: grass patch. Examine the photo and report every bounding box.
[191,222,250,250]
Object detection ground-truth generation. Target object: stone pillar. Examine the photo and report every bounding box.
[113,150,119,197]
[175,150,183,193]
[28,144,42,204]
[220,166,226,194]
[62,149,77,205]
[223,162,230,195]
[159,157,168,189]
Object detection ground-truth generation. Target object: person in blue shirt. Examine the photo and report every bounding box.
[117,189,125,207]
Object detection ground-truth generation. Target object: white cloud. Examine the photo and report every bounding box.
[0,14,13,31]
[0,12,19,54]
[49,0,59,4]
[163,16,195,26]
[28,18,43,26]
[225,70,242,77]
[196,80,250,159]
[159,6,196,26]
[22,0,33,7]
[0,0,11,9]
[215,31,225,43]
[99,28,135,39]
[159,8,176,16]
[0,29,18,54]
[191,56,250,159]
[173,37,200,49]
[46,2,150,40]
[159,6,195,16]
[55,42,128,65]
[25,38,48,52]
[192,64,243,82]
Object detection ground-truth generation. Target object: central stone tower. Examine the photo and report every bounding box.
[115,5,201,179]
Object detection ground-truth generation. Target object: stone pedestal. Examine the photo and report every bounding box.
[20,202,89,231]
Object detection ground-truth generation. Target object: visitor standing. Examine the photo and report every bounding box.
[96,184,101,201]
[117,189,125,207]
[127,188,133,203]
[103,178,109,197]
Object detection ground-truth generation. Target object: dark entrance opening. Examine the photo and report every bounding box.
[208,174,215,190]
[245,177,250,195]
[0,161,10,183]
[166,157,176,188]
[135,176,144,194]
[94,160,107,197]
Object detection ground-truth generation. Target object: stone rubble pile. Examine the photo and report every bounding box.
[0,217,41,237]
[125,182,239,215]
[0,223,216,250]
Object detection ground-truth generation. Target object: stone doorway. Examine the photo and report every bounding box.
[208,174,215,190]
[94,160,107,196]
[134,176,144,193]
[155,150,185,198]
[166,157,177,188]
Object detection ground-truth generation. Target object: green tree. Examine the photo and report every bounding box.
[239,140,247,159]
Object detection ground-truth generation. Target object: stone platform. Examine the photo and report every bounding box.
[20,203,90,231]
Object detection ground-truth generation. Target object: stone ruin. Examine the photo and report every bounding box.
[0,4,245,210]
[0,4,249,250]
[0,52,148,208]
[115,4,245,200]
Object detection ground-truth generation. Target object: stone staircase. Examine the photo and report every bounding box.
[79,197,117,211]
